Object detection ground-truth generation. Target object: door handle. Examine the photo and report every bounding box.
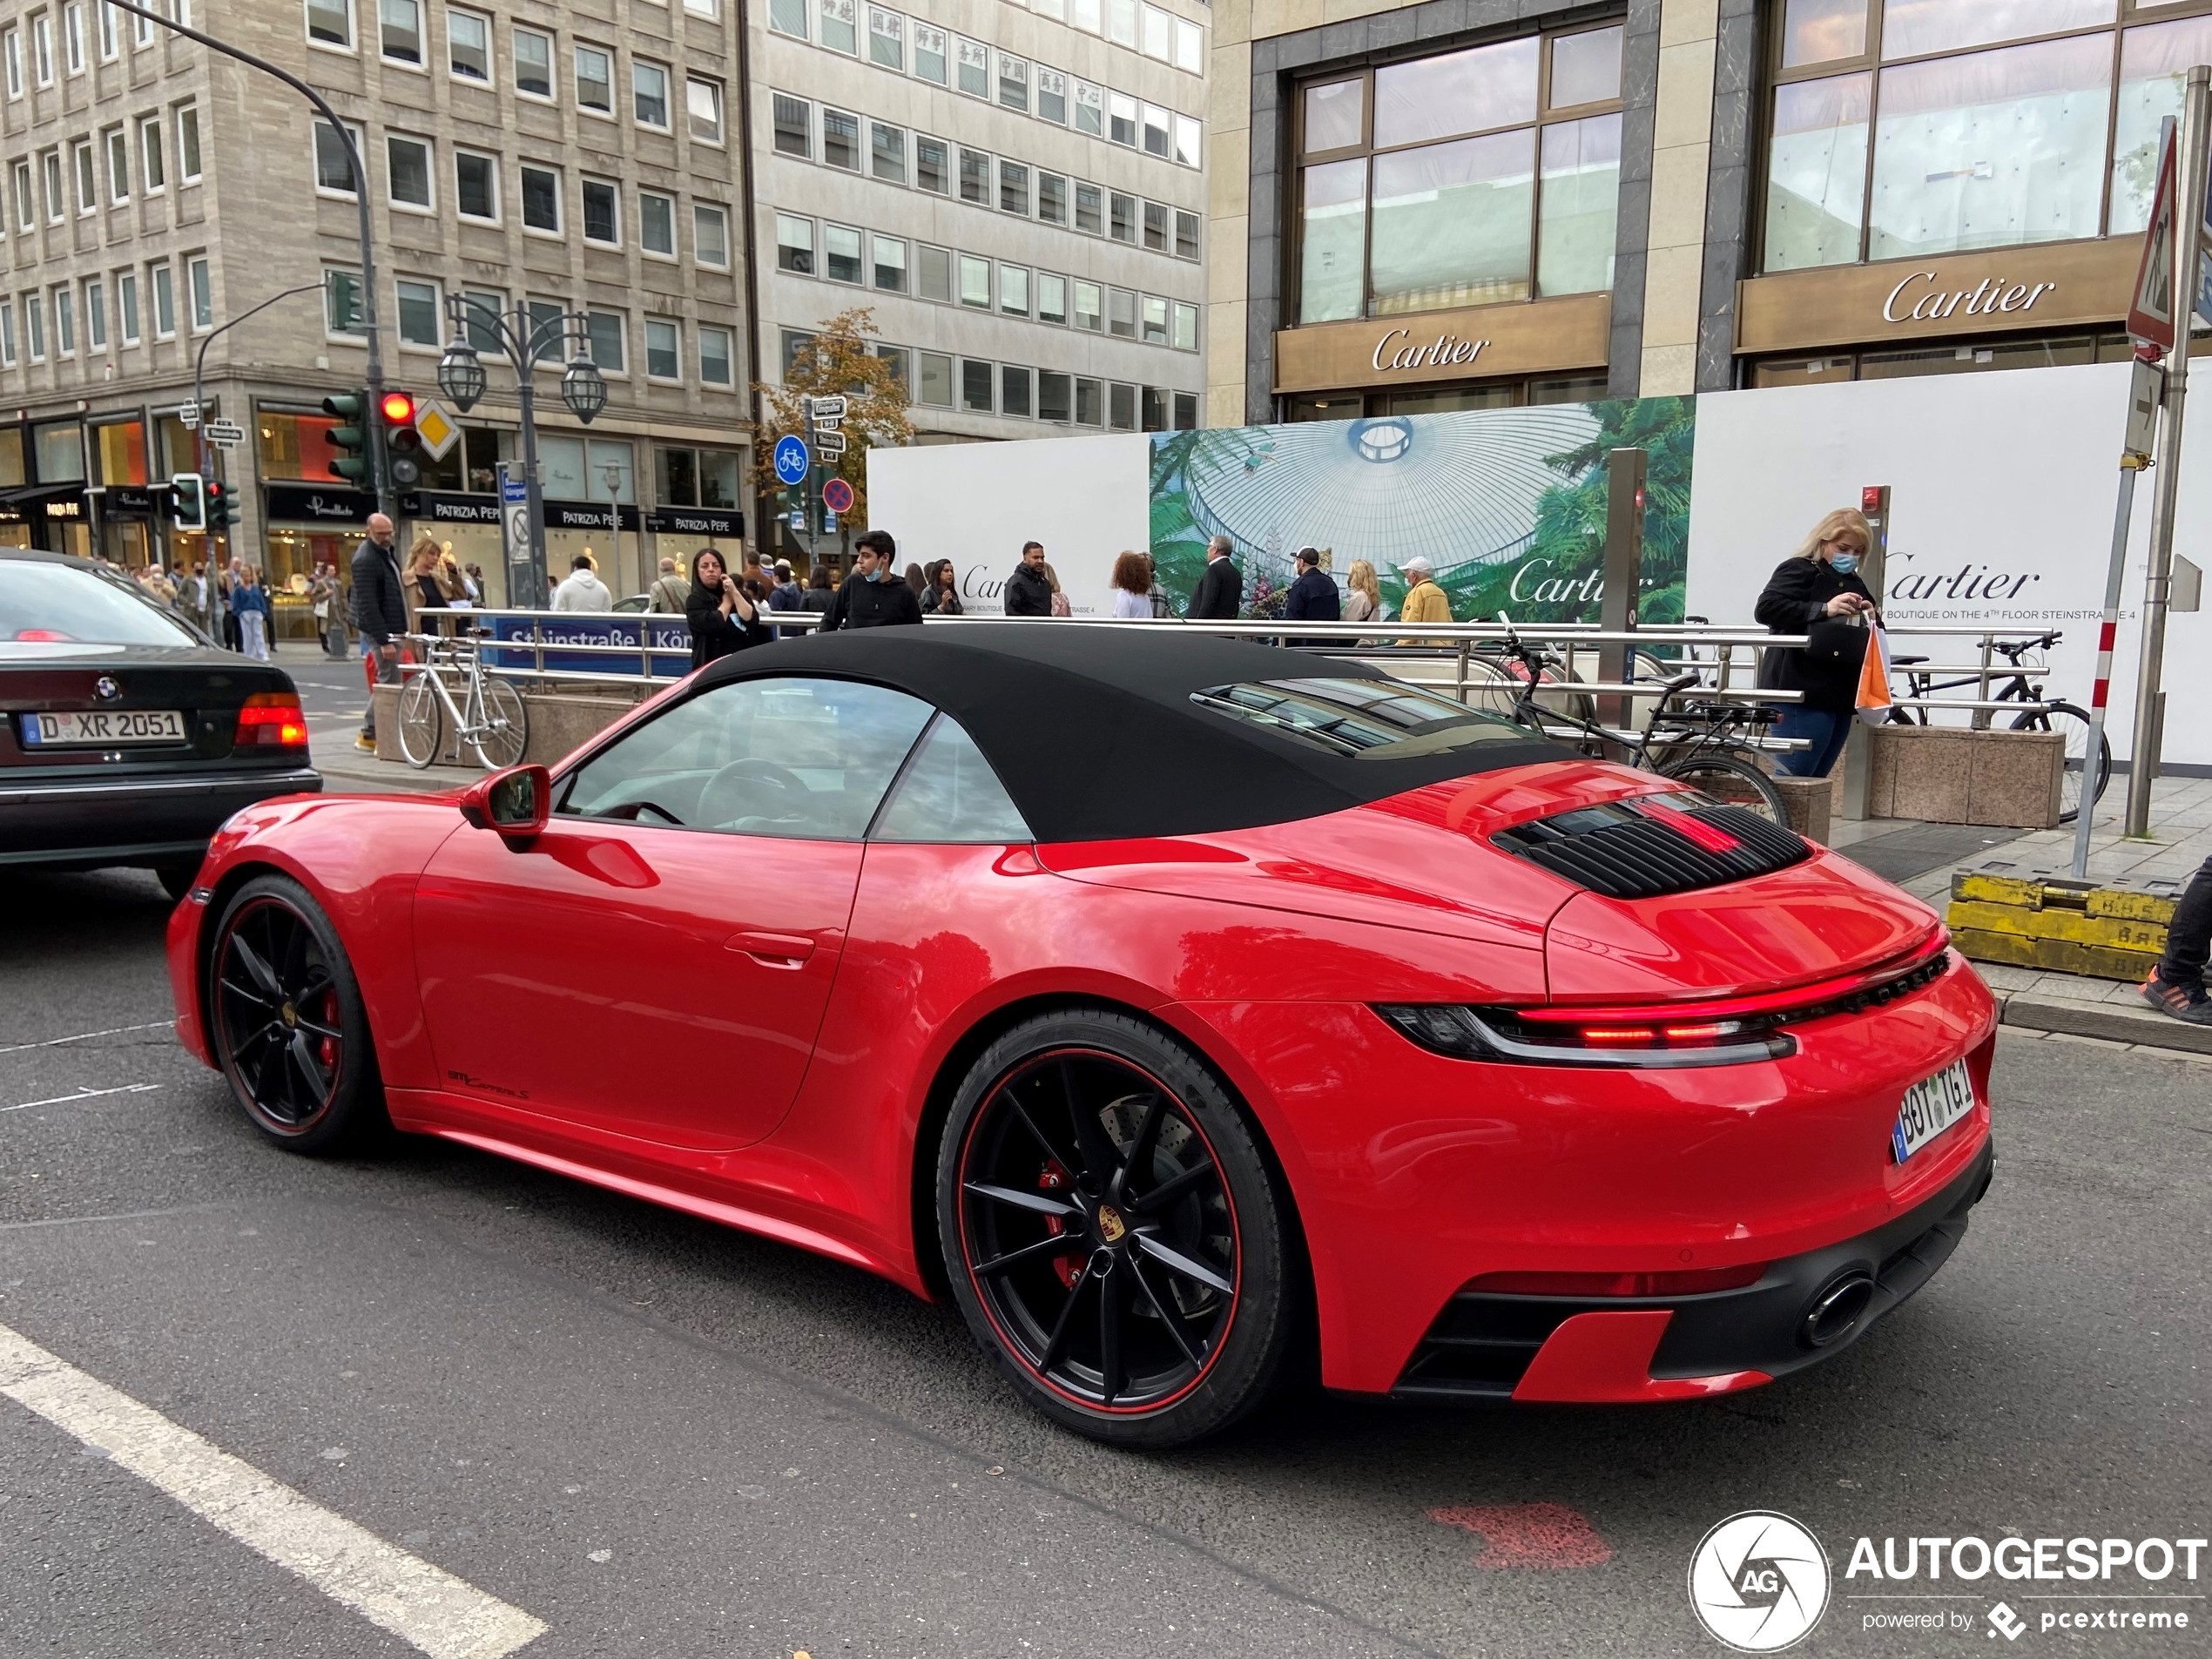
[726,930,815,967]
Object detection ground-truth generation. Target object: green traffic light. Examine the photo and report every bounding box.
[321,389,371,485]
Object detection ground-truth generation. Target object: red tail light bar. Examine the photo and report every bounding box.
[1466,1263,1768,1298]
[235,691,308,748]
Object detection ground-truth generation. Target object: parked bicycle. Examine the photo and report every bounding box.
[396,631,529,772]
[1885,631,2110,824]
[1494,617,1789,821]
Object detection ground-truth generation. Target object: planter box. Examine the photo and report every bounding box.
[1863,725,2064,829]
[1769,775,1832,844]
[371,685,641,770]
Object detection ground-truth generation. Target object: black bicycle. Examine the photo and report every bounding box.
[1885,631,2111,824]
[1494,621,1790,821]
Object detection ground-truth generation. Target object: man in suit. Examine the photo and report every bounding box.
[349,513,406,753]
[1189,534,1241,621]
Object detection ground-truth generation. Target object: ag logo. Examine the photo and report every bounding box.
[1688,1511,1831,1652]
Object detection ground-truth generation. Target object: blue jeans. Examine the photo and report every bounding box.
[1775,707,1851,779]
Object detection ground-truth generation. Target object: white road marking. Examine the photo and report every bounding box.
[0,1320,548,1659]
[3,1083,163,1113]
[0,1021,174,1057]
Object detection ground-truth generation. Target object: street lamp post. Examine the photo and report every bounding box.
[435,298,607,610]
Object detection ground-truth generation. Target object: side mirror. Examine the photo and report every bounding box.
[460,765,550,840]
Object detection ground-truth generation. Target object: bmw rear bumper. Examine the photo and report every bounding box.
[0,765,322,869]
[1393,1136,1994,1404]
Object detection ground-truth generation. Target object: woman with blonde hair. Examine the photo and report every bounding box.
[1109,550,1153,618]
[402,535,457,637]
[1756,507,1878,779]
[1342,559,1382,629]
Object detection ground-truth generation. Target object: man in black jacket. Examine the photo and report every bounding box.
[1189,534,1241,621]
[1003,542,1055,617]
[819,529,923,630]
[349,513,405,752]
[1283,547,1340,628]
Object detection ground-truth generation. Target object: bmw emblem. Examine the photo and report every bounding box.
[93,676,120,701]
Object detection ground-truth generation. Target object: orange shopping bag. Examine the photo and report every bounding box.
[1853,622,1892,725]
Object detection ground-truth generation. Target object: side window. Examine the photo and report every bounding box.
[870,714,1031,844]
[557,678,933,840]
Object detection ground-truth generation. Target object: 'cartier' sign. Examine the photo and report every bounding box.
[1881,270,2056,324]
[1371,327,1491,374]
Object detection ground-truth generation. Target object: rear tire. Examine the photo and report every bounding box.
[470,676,529,771]
[2012,701,2110,825]
[1658,752,1790,823]
[396,673,442,770]
[937,1008,1298,1448]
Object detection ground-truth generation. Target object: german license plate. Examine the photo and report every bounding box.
[1892,1058,1974,1163]
[18,708,187,746]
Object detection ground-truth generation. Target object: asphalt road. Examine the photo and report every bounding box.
[1,867,2207,1659]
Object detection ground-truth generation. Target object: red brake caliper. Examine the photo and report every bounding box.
[1039,1160,1085,1288]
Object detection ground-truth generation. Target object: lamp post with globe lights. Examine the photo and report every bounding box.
[437,296,609,610]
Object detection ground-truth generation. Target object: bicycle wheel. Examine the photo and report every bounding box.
[395,672,444,770]
[470,676,529,771]
[2012,702,2111,825]
[1658,752,1789,825]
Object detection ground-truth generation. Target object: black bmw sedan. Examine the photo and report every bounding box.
[1,550,320,897]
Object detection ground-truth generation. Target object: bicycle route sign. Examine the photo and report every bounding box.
[773,435,809,486]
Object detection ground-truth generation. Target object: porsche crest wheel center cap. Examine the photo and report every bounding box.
[1096,1203,1127,1244]
[280,1002,298,1028]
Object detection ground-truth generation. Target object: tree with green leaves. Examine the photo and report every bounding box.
[748,307,914,538]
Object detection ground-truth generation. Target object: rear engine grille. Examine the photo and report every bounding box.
[1491,792,1811,898]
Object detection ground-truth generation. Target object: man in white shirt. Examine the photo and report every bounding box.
[550,555,612,611]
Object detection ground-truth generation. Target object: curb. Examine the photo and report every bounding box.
[1994,990,2212,1059]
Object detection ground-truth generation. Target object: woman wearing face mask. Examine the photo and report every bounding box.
[685,547,772,669]
[1756,508,1878,779]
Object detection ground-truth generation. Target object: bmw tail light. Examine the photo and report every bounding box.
[235,691,308,748]
[1466,1263,1769,1297]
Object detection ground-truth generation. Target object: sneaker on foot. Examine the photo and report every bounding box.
[354,732,377,753]
[2140,968,2212,1025]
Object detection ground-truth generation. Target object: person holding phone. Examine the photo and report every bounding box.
[685,548,771,669]
[1757,508,1878,779]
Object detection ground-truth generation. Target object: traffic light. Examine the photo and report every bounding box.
[320,389,370,484]
[202,478,238,536]
[382,391,425,489]
[169,471,205,531]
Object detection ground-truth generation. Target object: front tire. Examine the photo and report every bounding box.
[937,1009,1298,1448]
[207,874,386,1153]
[396,672,443,770]
[470,676,529,771]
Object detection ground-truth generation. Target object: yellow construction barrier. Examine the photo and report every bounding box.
[1945,863,2181,981]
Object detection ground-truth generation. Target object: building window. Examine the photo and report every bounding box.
[868,6,900,70]
[961,358,993,413]
[3,300,18,366]
[913,23,946,84]
[640,191,675,256]
[1039,172,1067,225]
[1000,159,1028,215]
[872,121,906,183]
[1143,199,1167,251]
[575,44,612,114]
[25,293,44,361]
[3,29,19,96]
[448,7,489,79]
[1074,79,1103,136]
[1176,16,1202,73]
[1037,66,1066,124]
[1173,392,1197,430]
[956,37,988,98]
[455,150,496,219]
[960,147,988,204]
[999,263,1029,316]
[958,253,989,308]
[73,141,94,213]
[917,135,948,193]
[1142,387,1169,431]
[1292,23,1623,326]
[387,134,433,208]
[917,244,951,301]
[54,286,73,354]
[84,278,103,347]
[917,350,952,406]
[118,271,136,342]
[1174,300,1198,351]
[178,105,202,180]
[519,162,559,232]
[1039,371,1072,424]
[776,212,813,273]
[773,92,810,157]
[769,0,804,38]
[644,318,679,379]
[64,3,82,75]
[139,118,165,191]
[581,178,617,243]
[104,128,125,201]
[323,266,362,334]
[687,77,723,145]
[1143,102,1170,158]
[694,204,729,267]
[1038,272,1067,325]
[523,299,564,364]
[873,233,906,291]
[820,109,859,172]
[307,0,350,46]
[998,51,1028,112]
[1174,115,1201,168]
[699,325,733,387]
[584,309,624,373]
[152,262,176,337]
[634,60,670,127]
[380,0,421,64]
[1001,364,1032,418]
[98,0,116,60]
[1142,3,1168,59]
[1108,287,1136,338]
[312,119,357,194]
[1109,91,1137,146]
[1175,210,1201,261]
[1072,377,1103,425]
[1141,293,1169,344]
[1107,0,1136,47]
[396,276,440,346]
[824,222,862,283]
[12,160,30,230]
[1109,191,1135,243]
[513,26,551,98]
[1076,182,1103,234]
[780,329,815,377]
[458,287,502,352]
[873,342,907,389]
[820,0,856,53]
[1073,279,1102,331]
[42,150,63,220]
[31,13,51,83]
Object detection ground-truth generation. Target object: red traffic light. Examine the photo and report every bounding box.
[380,392,416,424]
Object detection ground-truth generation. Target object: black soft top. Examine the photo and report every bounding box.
[692,624,1565,842]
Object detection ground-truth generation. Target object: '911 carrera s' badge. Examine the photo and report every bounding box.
[1096,1204,1127,1244]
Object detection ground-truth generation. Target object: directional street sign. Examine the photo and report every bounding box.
[202,419,247,449]
[822,476,854,515]
[773,434,809,485]
[816,429,847,456]
[809,395,846,422]
[176,402,200,430]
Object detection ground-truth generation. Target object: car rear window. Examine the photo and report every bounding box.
[1190,677,1538,759]
[0,559,201,649]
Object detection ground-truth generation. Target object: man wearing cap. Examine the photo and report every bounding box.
[767,560,803,611]
[1283,546,1341,642]
[1397,554,1453,644]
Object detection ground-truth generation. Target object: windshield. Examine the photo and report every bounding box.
[0,559,202,649]
[1191,677,1538,759]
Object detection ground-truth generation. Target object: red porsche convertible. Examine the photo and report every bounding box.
[168,627,1996,1446]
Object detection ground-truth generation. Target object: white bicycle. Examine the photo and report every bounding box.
[395,632,529,771]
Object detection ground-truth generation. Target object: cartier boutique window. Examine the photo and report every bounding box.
[1764,0,2212,275]
[1293,22,1623,327]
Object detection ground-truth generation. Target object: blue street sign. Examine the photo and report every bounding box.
[789,508,805,532]
[501,475,528,503]
[822,509,838,535]
[773,435,809,485]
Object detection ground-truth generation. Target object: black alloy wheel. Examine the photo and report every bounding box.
[939,1010,1298,1447]
[209,874,384,1152]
